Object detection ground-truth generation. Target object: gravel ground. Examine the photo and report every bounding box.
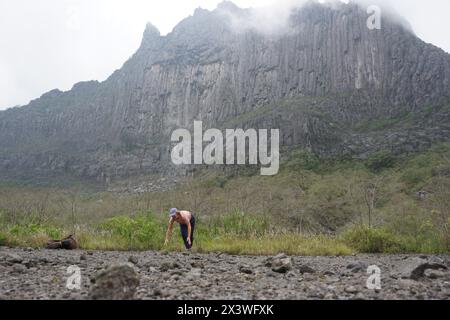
[0,247,449,300]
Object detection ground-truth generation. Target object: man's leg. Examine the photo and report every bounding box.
[180,224,191,249]
[190,216,195,246]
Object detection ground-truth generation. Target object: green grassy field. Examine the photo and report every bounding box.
[0,143,448,255]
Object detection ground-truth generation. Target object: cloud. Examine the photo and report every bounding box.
[1,0,450,110]
[218,0,310,35]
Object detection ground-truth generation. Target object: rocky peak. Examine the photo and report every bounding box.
[0,1,449,183]
[39,89,63,100]
[140,22,161,49]
[143,22,160,39]
[216,1,242,14]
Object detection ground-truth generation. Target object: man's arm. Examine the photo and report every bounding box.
[187,221,192,245]
[164,218,174,246]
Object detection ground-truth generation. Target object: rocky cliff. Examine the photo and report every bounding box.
[1,1,450,183]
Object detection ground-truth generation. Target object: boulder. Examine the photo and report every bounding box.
[398,257,447,280]
[298,265,315,274]
[266,254,292,274]
[3,253,23,264]
[88,263,140,300]
[239,265,254,274]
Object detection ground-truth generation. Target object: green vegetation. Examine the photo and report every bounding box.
[365,150,396,173]
[0,211,352,255]
[0,143,449,255]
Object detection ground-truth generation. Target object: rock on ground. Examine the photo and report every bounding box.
[88,263,139,300]
[0,248,449,300]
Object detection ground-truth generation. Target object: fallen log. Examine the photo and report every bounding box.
[46,235,78,250]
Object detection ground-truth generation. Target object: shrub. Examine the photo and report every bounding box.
[100,213,164,250]
[401,168,429,188]
[0,231,7,246]
[365,151,396,173]
[343,226,403,253]
[8,224,61,240]
[287,150,321,171]
[2,224,62,248]
[209,211,271,238]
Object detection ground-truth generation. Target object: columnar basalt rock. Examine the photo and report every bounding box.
[0,2,449,182]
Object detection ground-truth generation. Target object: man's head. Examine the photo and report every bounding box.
[169,208,178,218]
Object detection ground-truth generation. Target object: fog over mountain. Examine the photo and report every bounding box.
[1,0,450,110]
[0,1,449,183]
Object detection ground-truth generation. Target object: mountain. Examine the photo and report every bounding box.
[1,1,449,183]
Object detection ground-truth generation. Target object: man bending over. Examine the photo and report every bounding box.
[164,208,195,250]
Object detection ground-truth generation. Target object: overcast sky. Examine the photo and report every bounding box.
[1,0,450,110]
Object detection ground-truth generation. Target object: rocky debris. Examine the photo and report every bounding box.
[0,248,449,300]
[88,263,140,300]
[106,178,181,195]
[160,261,180,272]
[346,262,368,273]
[344,286,359,294]
[266,254,293,274]
[425,269,447,279]
[128,256,139,265]
[12,263,27,273]
[191,261,205,269]
[187,268,202,278]
[2,253,23,265]
[298,265,315,274]
[239,265,253,274]
[397,257,447,280]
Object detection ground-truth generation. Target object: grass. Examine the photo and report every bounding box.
[0,211,447,255]
[196,234,352,256]
[0,212,352,255]
[0,143,449,255]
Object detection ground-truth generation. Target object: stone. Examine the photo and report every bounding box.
[4,253,23,264]
[271,257,293,274]
[128,256,139,265]
[397,257,447,280]
[188,268,202,278]
[354,293,366,300]
[425,269,447,279]
[88,263,140,300]
[324,293,334,300]
[298,265,315,274]
[346,262,367,273]
[191,261,205,269]
[344,286,359,294]
[160,261,180,272]
[12,264,27,273]
[239,266,253,274]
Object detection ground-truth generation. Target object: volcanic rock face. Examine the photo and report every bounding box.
[1,1,449,182]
